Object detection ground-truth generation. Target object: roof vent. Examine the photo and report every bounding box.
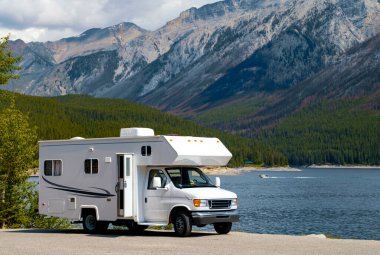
[120,128,155,137]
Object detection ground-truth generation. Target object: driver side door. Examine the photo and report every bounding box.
[143,169,171,222]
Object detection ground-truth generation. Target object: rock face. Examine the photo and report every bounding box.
[4,0,380,113]
[228,32,380,133]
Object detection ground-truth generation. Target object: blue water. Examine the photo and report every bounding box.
[31,168,380,240]
[221,168,380,240]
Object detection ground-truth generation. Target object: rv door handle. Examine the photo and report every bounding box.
[145,197,147,203]
[118,180,127,190]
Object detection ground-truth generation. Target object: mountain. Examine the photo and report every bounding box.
[194,32,380,134]
[4,0,380,113]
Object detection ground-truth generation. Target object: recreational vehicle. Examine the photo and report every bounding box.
[39,128,239,236]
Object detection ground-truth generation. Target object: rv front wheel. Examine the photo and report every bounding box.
[214,222,232,234]
[173,211,192,237]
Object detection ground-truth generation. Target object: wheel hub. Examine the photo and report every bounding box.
[85,215,96,230]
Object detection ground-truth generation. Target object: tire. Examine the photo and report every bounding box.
[126,221,149,233]
[83,213,109,234]
[173,211,192,237]
[214,222,232,234]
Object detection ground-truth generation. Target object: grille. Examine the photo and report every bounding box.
[208,200,231,209]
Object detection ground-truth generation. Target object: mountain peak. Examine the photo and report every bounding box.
[107,22,145,32]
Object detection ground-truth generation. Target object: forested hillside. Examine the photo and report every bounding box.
[256,99,380,165]
[0,91,378,166]
[0,91,287,167]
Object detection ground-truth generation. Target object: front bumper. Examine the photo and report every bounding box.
[191,210,239,225]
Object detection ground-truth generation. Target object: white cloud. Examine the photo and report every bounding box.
[0,0,219,42]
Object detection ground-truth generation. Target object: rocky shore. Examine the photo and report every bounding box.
[201,166,302,176]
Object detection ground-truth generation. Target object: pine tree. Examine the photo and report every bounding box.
[0,98,38,228]
[0,35,21,85]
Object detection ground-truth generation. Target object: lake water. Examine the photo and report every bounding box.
[31,168,380,240]
[221,168,380,240]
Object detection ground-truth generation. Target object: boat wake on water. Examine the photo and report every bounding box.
[259,175,317,179]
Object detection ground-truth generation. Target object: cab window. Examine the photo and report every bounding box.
[147,169,167,189]
[166,167,214,188]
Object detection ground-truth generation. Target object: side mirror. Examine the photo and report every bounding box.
[153,177,162,189]
[215,177,221,188]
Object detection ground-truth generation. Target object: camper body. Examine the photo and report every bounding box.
[39,128,239,236]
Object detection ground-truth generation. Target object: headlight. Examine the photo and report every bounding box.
[231,198,238,207]
[193,199,208,207]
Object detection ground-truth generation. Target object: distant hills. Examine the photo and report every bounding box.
[1,0,380,165]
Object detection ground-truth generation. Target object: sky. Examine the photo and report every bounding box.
[0,0,219,42]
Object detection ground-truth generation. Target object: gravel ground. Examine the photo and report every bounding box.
[1,229,380,255]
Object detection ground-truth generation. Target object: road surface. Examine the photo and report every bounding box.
[1,229,379,255]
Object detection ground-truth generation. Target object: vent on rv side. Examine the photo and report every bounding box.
[120,128,155,137]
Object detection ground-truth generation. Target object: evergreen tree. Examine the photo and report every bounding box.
[0,35,21,85]
[0,98,38,228]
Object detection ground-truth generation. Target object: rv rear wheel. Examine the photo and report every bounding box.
[173,211,192,237]
[83,213,109,233]
[214,222,232,234]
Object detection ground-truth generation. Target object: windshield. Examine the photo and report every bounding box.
[166,167,215,188]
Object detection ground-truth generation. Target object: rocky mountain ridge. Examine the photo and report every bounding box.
[3,0,380,116]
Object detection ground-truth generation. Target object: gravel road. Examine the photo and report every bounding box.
[1,229,379,255]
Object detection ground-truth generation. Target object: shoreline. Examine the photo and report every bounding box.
[305,164,380,169]
[202,164,380,176]
[202,166,302,176]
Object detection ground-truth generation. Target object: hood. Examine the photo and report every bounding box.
[182,187,237,199]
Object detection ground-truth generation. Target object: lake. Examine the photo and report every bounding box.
[221,168,380,240]
[31,168,380,240]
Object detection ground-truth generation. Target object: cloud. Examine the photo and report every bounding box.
[0,0,219,42]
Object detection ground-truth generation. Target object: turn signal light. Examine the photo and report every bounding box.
[193,199,201,207]
[193,199,207,207]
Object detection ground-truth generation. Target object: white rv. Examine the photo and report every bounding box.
[39,128,239,236]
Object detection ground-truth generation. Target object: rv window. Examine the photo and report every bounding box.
[44,160,62,176]
[92,160,98,174]
[53,160,62,176]
[141,146,152,156]
[141,146,146,156]
[147,146,151,156]
[84,159,98,174]
[44,161,52,176]
[84,159,91,174]
[148,169,167,189]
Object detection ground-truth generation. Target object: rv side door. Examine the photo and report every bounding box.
[117,154,133,218]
